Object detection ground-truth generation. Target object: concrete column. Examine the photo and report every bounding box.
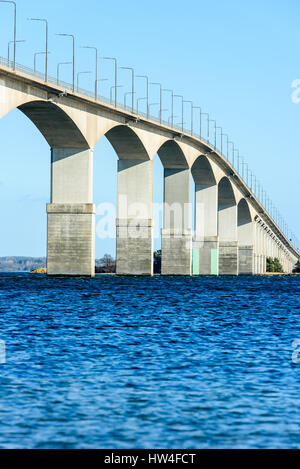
[47,148,95,276]
[258,225,263,274]
[162,168,192,275]
[116,159,153,275]
[218,206,238,275]
[193,184,218,275]
[161,169,192,275]
[253,223,258,274]
[262,228,267,273]
[238,201,254,275]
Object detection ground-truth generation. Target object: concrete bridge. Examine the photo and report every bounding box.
[1,61,299,277]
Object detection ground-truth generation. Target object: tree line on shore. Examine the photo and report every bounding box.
[96,253,300,275]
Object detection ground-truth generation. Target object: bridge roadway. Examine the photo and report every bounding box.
[0,61,299,276]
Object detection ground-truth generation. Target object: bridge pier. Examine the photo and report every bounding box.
[161,168,192,275]
[193,184,219,275]
[218,178,238,275]
[47,148,95,276]
[237,199,254,275]
[116,159,153,276]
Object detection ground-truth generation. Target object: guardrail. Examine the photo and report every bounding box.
[0,55,299,254]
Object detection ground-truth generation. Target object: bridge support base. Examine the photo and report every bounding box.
[47,203,95,277]
[219,241,238,275]
[116,159,153,276]
[238,245,254,275]
[193,237,219,275]
[116,219,153,275]
[161,230,192,275]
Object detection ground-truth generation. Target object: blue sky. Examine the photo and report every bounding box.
[0,0,299,258]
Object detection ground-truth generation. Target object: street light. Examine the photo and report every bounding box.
[103,57,118,107]
[228,141,235,167]
[96,78,108,97]
[124,91,135,108]
[173,94,183,131]
[201,111,209,140]
[150,83,162,123]
[110,85,122,105]
[183,100,193,135]
[216,127,222,153]
[137,75,149,118]
[28,18,48,81]
[192,106,201,138]
[233,148,240,172]
[77,71,91,91]
[57,61,72,85]
[0,1,16,70]
[81,46,98,100]
[163,89,173,126]
[121,67,135,113]
[33,51,49,73]
[7,39,25,64]
[56,33,75,91]
[208,119,216,146]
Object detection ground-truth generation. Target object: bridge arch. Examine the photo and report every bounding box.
[238,198,253,242]
[105,125,150,161]
[18,100,89,148]
[192,154,217,238]
[150,140,191,274]
[16,100,93,275]
[156,140,188,169]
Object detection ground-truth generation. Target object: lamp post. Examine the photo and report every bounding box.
[103,57,118,107]
[124,91,135,108]
[56,34,75,91]
[233,148,239,172]
[192,106,201,138]
[81,46,98,100]
[163,89,173,126]
[228,141,235,167]
[57,61,72,85]
[202,111,209,140]
[216,126,222,153]
[208,119,216,146]
[150,83,162,123]
[234,149,241,174]
[1,1,16,70]
[96,78,108,96]
[137,75,149,118]
[7,39,25,65]
[28,18,48,81]
[173,95,183,131]
[183,100,193,135]
[221,134,229,160]
[121,67,135,113]
[34,51,48,73]
[77,71,91,91]
[110,85,123,105]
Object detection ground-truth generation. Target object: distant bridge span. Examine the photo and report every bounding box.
[0,61,299,276]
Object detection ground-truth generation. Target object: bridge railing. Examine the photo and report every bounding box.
[0,55,299,253]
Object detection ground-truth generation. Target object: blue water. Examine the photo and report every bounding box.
[0,273,300,449]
